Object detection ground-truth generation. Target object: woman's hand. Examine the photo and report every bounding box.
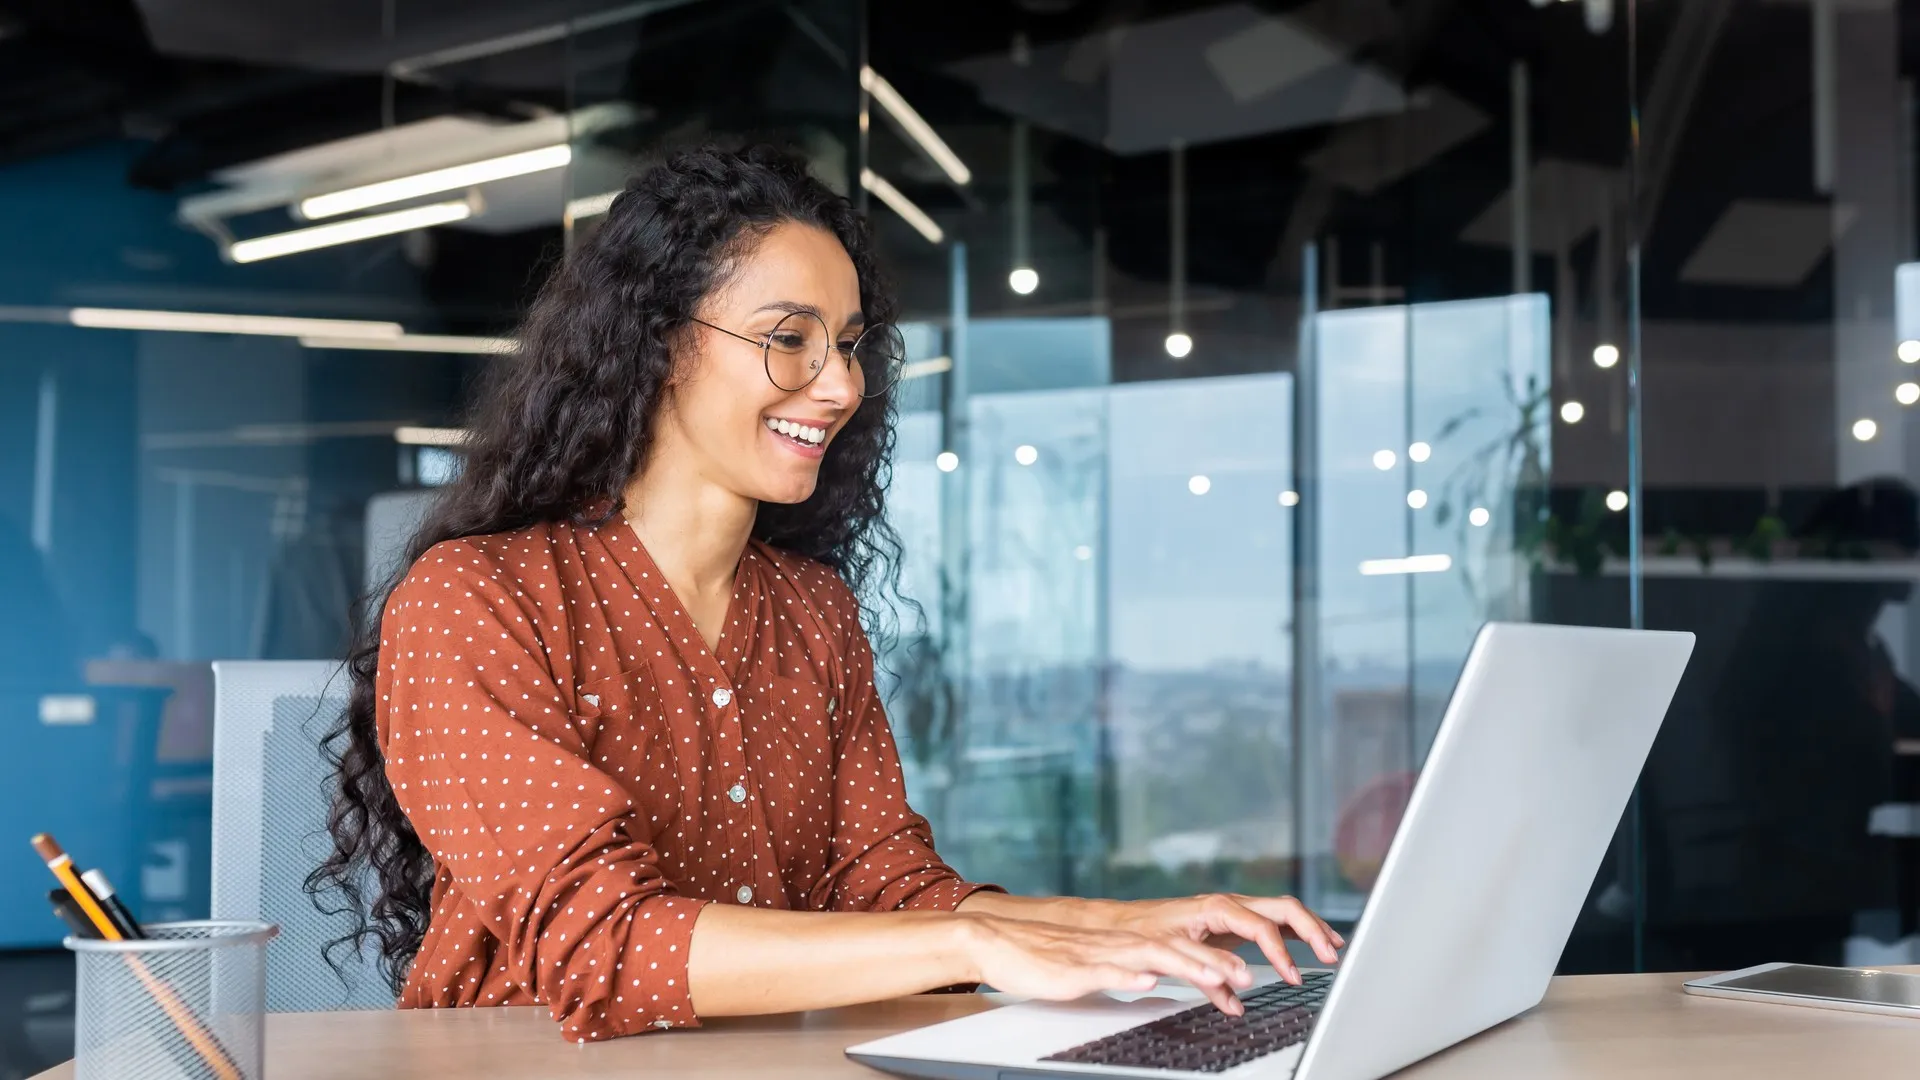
[1087,894,1345,985]
[961,915,1259,1016]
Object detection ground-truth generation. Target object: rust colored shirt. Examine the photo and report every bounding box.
[376,519,997,1042]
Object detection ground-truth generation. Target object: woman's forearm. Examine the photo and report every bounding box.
[685,904,980,1017]
[955,891,1119,929]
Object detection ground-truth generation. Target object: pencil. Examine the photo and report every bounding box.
[31,834,244,1080]
[32,834,119,939]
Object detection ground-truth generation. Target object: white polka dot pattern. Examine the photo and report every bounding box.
[375,518,1000,1043]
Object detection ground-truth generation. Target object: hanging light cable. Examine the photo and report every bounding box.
[1008,34,1037,296]
[1165,140,1191,358]
[1009,117,1036,295]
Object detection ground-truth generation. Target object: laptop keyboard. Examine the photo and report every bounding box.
[1040,970,1333,1074]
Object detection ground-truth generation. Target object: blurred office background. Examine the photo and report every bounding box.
[4,0,1920,1072]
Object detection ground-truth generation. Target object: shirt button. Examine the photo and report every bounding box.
[711,687,733,708]
[728,783,747,804]
[736,885,753,904]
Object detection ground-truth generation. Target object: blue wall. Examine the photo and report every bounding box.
[0,141,438,945]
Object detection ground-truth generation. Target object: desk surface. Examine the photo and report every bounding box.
[32,967,1920,1079]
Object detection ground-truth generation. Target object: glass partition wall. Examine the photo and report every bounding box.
[1625,0,1920,973]
[864,0,1646,972]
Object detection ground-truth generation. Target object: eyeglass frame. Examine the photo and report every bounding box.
[689,312,904,398]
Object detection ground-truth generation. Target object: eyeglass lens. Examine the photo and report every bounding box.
[764,311,905,398]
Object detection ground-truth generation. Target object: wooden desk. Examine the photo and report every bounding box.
[32,968,1920,1079]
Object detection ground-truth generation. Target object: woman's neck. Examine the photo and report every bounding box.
[621,451,758,602]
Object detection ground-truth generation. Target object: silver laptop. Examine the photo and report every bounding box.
[848,622,1695,1080]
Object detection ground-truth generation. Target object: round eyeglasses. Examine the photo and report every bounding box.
[692,311,906,399]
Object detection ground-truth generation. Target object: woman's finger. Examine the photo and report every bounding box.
[1088,963,1159,995]
[1125,937,1229,988]
[1208,902,1299,983]
[1119,938,1245,1015]
[1239,895,1342,965]
[1157,933,1254,990]
[1294,905,1345,951]
[1147,942,1244,1016]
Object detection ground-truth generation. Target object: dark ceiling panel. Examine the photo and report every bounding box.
[129,0,615,71]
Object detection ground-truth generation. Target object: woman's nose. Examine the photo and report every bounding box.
[809,347,861,405]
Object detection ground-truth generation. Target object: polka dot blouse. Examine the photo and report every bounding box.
[375,517,1001,1042]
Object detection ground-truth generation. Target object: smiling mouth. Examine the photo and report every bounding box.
[765,417,827,449]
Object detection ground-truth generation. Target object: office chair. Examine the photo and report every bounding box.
[211,661,393,1011]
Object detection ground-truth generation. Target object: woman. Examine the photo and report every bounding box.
[314,144,1341,1043]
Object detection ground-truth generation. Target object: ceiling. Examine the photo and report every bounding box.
[1,0,1917,331]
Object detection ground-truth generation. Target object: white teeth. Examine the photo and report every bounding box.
[765,418,826,446]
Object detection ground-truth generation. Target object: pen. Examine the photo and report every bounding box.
[32,833,243,1080]
[80,868,145,940]
[48,889,100,940]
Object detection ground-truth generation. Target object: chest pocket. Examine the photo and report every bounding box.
[573,666,681,836]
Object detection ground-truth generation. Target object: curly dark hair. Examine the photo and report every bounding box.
[307,142,907,992]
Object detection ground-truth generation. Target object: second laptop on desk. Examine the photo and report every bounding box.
[847,622,1696,1080]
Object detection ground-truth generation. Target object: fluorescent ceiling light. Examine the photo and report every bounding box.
[860,66,971,186]
[146,421,412,450]
[860,168,943,244]
[1359,554,1453,576]
[299,333,518,355]
[565,190,621,222]
[68,307,403,340]
[301,144,572,219]
[901,356,953,380]
[229,200,472,263]
[394,426,469,447]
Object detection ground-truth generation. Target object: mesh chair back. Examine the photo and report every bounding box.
[211,661,393,1011]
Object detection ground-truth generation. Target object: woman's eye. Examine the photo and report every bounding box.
[770,333,808,350]
[835,341,859,354]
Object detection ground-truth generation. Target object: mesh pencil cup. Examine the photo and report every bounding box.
[66,920,278,1080]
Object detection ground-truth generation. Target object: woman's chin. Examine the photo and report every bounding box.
[755,476,820,506]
